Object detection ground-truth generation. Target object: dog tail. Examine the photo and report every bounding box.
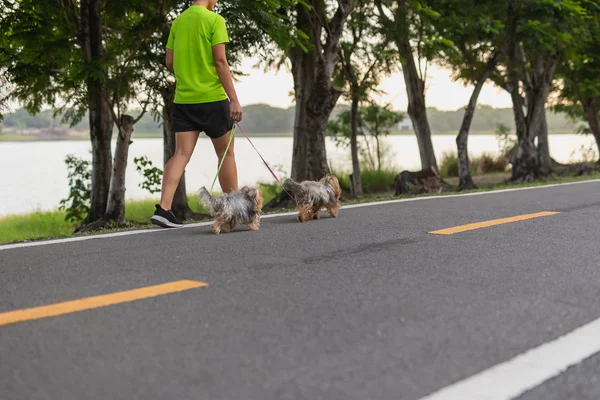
[198,187,217,212]
[321,174,342,199]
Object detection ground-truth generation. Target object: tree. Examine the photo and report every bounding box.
[336,3,395,196]
[95,1,166,227]
[429,0,507,190]
[552,2,600,160]
[328,103,404,172]
[1,0,121,225]
[74,0,114,224]
[493,0,589,182]
[266,0,357,208]
[375,0,440,171]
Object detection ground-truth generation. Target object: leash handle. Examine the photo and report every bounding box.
[210,125,236,193]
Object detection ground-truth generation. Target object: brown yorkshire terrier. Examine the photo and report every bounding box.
[282,174,342,222]
[198,186,264,234]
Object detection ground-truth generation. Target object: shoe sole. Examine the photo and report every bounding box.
[151,215,184,228]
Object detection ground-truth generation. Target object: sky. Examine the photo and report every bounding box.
[233,56,513,111]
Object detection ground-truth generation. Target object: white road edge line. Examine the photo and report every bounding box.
[2,178,599,252]
[417,316,600,400]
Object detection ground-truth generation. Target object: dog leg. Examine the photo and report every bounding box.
[327,202,340,218]
[221,221,233,233]
[247,215,260,231]
[297,204,311,222]
[212,216,229,234]
[311,205,321,220]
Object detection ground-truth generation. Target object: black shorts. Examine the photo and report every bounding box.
[171,99,233,139]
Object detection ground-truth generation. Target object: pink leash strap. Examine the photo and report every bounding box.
[235,122,295,202]
[236,123,281,184]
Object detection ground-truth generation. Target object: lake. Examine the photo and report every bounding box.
[0,134,595,216]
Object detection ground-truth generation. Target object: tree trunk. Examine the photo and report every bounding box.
[509,88,538,183]
[505,45,540,182]
[304,71,341,180]
[526,86,553,176]
[86,97,113,224]
[349,96,363,196]
[289,40,314,182]
[375,134,382,171]
[80,0,113,225]
[529,56,555,174]
[584,97,600,162]
[374,0,437,171]
[536,113,552,173]
[104,115,134,224]
[456,50,503,191]
[342,52,363,197]
[523,54,557,178]
[395,36,437,171]
[290,55,343,182]
[161,87,198,220]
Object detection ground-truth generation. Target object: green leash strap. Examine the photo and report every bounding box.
[210,125,236,193]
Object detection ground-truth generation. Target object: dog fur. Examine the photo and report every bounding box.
[198,186,263,234]
[282,174,342,222]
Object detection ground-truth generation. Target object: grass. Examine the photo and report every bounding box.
[439,151,509,178]
[333,168,398,193]
[0,210,75,244]
[2,171,600,245]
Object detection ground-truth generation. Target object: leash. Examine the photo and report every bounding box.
[210,125,236,192]
[235,122,296,203]
[209,123,294,203]
[235,123,282,184]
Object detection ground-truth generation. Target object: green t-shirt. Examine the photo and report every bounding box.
[166,6,229,104]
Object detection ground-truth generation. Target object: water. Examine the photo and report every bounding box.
[0,134,595,216]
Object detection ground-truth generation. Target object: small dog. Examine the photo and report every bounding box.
[282,174,342,222]
[198,186,263,234]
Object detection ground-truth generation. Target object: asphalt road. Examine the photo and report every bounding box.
[2,180,600,400]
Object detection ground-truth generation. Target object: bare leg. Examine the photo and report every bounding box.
[160,131,199,210]
[211,131,238,193]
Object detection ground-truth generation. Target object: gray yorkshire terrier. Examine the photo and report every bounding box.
[282,174,342,222]
[198,186,263,234]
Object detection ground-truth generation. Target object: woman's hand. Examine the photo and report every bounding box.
[230,99,242,122]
